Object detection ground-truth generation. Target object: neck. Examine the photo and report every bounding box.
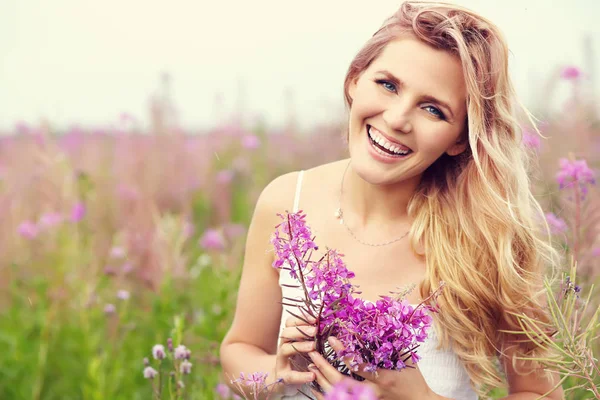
[341,160,420,230]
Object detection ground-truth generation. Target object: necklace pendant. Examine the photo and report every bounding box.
[334,208,342,219]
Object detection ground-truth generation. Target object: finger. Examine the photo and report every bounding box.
[308,352,345,384]
[280,341,316,358]
[285,313,316,327]
[308,363,333,392]
[281,370,316,385]
[311,388,326,400]
[328,336,344,352]
[279,325,316,343]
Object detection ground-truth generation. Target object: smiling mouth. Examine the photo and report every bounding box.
[366,125,413,157]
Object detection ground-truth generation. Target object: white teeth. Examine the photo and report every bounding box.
[368,126,410,155]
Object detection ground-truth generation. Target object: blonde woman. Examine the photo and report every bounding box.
[221,1,564,399]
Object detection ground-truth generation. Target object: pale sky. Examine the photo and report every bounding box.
[1,0,599,132]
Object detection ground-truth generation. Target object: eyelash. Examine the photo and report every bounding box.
[374,79,447,120]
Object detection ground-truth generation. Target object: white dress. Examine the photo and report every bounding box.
[274,170,478,400]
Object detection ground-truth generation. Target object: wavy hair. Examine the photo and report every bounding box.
[342,1,561,396]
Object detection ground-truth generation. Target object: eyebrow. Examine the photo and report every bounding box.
[375,69,456,120]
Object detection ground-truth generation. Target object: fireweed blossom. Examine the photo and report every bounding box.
[555,158,596,198]
[17,220,39,239]
[70,202,86,222]
[325,378,378,400]
[231,372,277,398]
[522,128,541,151]
[199,229,226,251]
[270,211,438,378]
[544,212,568,235]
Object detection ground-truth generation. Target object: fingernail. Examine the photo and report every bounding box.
[308,363,316,369]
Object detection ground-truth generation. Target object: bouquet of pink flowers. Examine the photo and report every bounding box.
[270,210,443,381]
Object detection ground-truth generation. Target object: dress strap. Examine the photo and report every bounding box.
[292,170,304,213]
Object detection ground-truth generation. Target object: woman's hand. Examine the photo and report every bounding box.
[270,314,318,394]
[308,337,439,400]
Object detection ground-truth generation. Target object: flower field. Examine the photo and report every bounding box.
[1,70,599,399]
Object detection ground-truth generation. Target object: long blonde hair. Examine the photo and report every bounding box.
[343,1,560,395]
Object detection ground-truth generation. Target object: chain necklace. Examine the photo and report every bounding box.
[334,160,410,247]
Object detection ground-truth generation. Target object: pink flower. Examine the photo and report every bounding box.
[152,344,166,360]
[545,212,568,235]
[104,303,116,314]
[70,202,86,222]
[522,128,541,151]
[143,366,158,379]
[179,360,193,374]
[110,246,126,258]
[224,223,246,240]
[325,378,378,400]
[174,344,191,360]
[183,220,195,239]
[116,290,130,300]
[561,66,582,80]
[17,220,39,239]
[556,158,596,197]
[215,383,232,399]
[199,229,226,251]
[39,212,63,228]
[241,134,260,150]
[15,121,30,134]
[216,170,234,184]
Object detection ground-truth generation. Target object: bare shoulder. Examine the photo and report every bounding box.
[258,159,347,213]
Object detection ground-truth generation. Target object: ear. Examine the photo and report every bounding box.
[348,76,359,101]
[446,131,469,157]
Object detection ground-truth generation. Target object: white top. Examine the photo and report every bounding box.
[273,170,478,399]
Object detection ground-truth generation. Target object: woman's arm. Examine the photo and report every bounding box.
[495,318,564,400]
[220,172,300,399]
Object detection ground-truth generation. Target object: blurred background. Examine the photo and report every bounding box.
[1,0,599,132]
[0,1,599,399]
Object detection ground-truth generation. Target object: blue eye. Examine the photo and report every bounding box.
[424,106,446,120]
[374,79,446,121]
[376,79,397,93]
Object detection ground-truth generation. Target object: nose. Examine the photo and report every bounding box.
[383,99,413,134]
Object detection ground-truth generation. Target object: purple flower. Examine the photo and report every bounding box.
[216,170,234,184]
[152,344,166,360]
[15,120,30,134]
[592,248,600,257]
[104,303,116,314]
[561,66,582,80]
[223,223,246,240]
[180,360,193,374]
[70,202,86,222]
[233,372,269,395]
[116,290,130,300]
[143,366,158,379]
[110,246,126,258]
[522,128,541,151]
[545,212,568,235]
[174,345,190,360]
[271,211,436,375]
[199,229,226,251]
[17,220,39,239]
[325,379,378,400]
[241,134,260,150]
[39,212,63,228]
[556,158,596,197]
[215,383,232,399]
[183,220,195,239]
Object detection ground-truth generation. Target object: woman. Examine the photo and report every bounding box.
[220,1,564,399]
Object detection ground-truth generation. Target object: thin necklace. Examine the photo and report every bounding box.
[334,160,410,247]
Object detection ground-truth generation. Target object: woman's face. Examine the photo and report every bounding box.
[347,35,468,186]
